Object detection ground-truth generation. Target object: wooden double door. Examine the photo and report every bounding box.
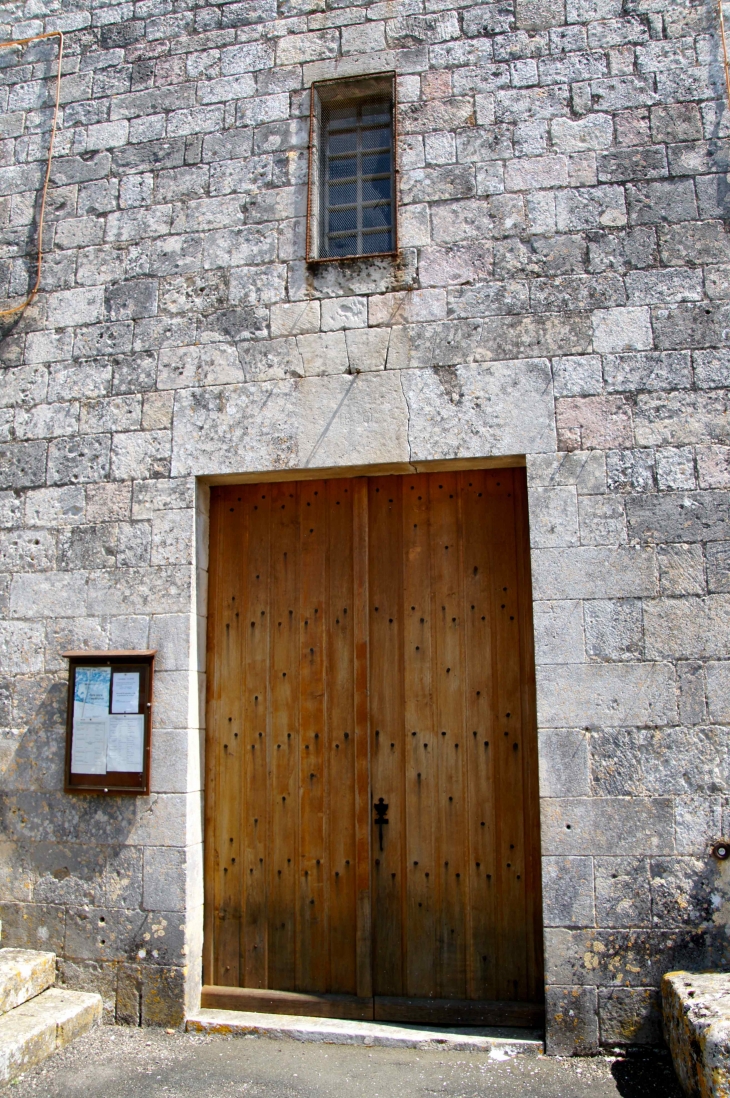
[203,468,543,1026]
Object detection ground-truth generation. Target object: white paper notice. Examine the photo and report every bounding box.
[73,666,111,721]
[111,672,140,714]
[71,717,108,774]
[106,714,145,772]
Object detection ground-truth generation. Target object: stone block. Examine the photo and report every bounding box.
[706,661,730,724]
[539,729,590,797]
[430,199,491,245]
[626,491,730,545]
[653,302,730,351]
[599,987,662,1045]
[644,596,730,659]
[543,798,674,859]
[552,355,602,397]
[550,926,722,992]
[479,313,592,361]
[9,573,87,621]
[625,268,703,307]
[294,333,348,377]
[172,372,409,477]
[551,114,613,152]
[528,486,579,548]
[0,903,66,955]
[657,544,706,596]
[0,443,47,491]
[143,847,186,912]
[403,359,556,459]
[555,184,626,231]
[531,546,657,599]
[603,351,692,393]
[47,436,112,487]
[675,795,723,856]
[592,307,653,353]
[655,447,696,491]
[543,856,595,926]
[578,495,628,546]
[536,662,676,729]
[533,600,585,664]
[345,328,390,372]
[663,971,730,1097]
[87,567,191,617]
[708,542,730,592]
[320,297,367,331]
[650,857,717,930]
[0,368,48,411]
[58,525,117,572]
[591,726,729,797]
[556,395,633,450]
[118,963,185,1027]
[698,446,730,490]
[597,146,668,184]
[594,857,651,928]
[270,300,320,338]
[111,431,171,481]
[545,985,598,1055]
[694,350,730,390]
[635,392,730,448]
[584,598,642,660]
[527,451,606,494]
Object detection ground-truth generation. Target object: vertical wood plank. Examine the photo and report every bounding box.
[203,487,223,987]
[369,477,405,997]
[352,477,373,1000]
[327,479,358,993]
[268,481,300,991]
[242,484,270,988]
[401,474,436,998]
[429,473,467,1000]
[513,468,544,1002]
[298,480,328,991]
[486,468,529,1003]
[462,470,498,1000]
[213,486,245,987]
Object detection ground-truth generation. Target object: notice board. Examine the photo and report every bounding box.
[62,651,155,795]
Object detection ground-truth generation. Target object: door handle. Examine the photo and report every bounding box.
[374,797,389,851]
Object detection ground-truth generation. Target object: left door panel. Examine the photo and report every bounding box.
[204,481,370,1007]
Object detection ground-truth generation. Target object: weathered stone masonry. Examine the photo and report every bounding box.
[1,0,730,1053]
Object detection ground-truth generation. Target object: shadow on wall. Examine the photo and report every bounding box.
[0,678,186,1026]
[611,1048,682,1098]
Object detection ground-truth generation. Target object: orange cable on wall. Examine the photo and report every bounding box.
[0,30,64,319]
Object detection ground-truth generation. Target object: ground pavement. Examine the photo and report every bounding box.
[7,1024,682,1097]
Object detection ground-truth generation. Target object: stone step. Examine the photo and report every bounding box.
[0,949,56,1017]
[187,1008,544,1055]
[663,971,730,1098]
[0,988,102,1085]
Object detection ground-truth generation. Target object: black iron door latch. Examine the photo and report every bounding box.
[374,797,389,851]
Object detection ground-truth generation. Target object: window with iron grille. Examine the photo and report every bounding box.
[307,74,397,263]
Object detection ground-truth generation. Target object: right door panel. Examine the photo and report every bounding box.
[368,468,543,1022]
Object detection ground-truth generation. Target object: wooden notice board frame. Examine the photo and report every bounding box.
[62,650,155,795]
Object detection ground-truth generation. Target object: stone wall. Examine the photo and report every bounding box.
[0,0,729,1051]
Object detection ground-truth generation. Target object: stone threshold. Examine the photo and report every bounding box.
[186,1008,544,1054]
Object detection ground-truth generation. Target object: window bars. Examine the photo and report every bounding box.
[321,98,394,260]
[307,73,397,263]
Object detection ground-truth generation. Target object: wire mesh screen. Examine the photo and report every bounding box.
[320,97,394,259]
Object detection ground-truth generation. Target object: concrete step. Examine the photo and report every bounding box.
[0,948,56,1017]
[187,1008,544,1056]
[0,987,102,1085]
